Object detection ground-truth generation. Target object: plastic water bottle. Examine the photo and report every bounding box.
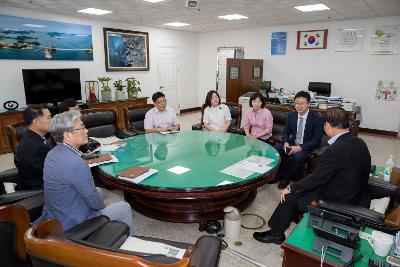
[383,155,395,182]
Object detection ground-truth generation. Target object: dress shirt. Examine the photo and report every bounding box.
[244,108,273,140]
[203,104,231,131]
[144,106,179,129]
[296,110,309,145]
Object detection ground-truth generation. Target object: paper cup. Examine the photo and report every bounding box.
[372,230,393,257]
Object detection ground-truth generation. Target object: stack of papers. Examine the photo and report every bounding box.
[93,144,125,152]
[159,130,180,135]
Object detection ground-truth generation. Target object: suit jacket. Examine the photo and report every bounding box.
[290,132,371,208]
[282,110,324,151]
[14,129,51,190]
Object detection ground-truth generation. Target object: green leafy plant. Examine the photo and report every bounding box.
[126,77,141,94]
[113,79,126,91]
[251,80,271,92]
[97,76,112,91]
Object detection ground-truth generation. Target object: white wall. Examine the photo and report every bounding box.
[0,6,199,110]
[198,16,400,132]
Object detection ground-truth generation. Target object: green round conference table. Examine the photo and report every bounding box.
[94,130,280,223]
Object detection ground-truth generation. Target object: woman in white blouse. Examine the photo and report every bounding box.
[202,90,232,131]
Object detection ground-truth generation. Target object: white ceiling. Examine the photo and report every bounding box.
[1,0,400,32]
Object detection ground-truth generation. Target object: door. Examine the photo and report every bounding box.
[158,47,180,114]
[217,48,235,100]
[226,59,263,103]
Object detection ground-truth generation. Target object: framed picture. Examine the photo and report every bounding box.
[229,66,240,80]
[253,66,262,78]
[103,27,149,71]
[0,14,93,60]
[297,29,328,50]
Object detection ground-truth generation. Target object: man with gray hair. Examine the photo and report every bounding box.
[35,111,134,234]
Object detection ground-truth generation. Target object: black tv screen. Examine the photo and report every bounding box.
[22,68,82,104]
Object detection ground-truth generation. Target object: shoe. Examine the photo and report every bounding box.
[278,179,289,190]
[253,230,285,244]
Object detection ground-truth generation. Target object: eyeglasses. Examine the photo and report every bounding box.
[155,99,167,104]
[72,126,86,133]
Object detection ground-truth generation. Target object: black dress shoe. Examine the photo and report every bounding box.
[278,179,289,190]
[253,230,285,244]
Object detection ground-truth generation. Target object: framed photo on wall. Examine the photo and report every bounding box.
[297,29,328,50]
[103,28,149,71]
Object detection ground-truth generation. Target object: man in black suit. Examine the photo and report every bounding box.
[254,107,371,244]
[14,104,52,190]
[273,91,324,189]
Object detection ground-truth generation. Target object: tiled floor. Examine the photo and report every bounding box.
[1,111,400,267]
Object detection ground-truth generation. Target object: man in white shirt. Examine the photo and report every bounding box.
[144,92,180,133]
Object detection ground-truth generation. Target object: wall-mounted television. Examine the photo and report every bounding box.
[22,68,82,105]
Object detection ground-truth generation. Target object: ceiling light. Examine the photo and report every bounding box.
[218,14,248,20]
[294,4,330,12]
[143,0,167,3]
[77,8,113,15]
[22,24,46,28]
[164,22,190,27]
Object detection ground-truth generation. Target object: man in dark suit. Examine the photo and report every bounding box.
[14,104,52,190]
[274,91,324,189]
[253,107,371,244]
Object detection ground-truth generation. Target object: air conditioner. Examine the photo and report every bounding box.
[186,0,198,8]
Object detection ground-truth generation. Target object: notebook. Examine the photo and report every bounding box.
[117,166,150,179]
[85,154,113,165]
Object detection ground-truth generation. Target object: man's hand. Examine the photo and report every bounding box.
[284,142,290,149]
[280,187,291,203]
[156,127,168,132]
[288,146,302,155]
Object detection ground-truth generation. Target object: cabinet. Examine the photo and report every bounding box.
[0,110,23,154]
[87,98,148,129]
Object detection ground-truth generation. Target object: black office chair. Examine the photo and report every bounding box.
[308,82,331,97]
[25,215,222,267]
[124,104,154,134]
[80,108,136,139]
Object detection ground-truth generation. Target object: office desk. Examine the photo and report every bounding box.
[281,213,390,267]
[94,131,280,223]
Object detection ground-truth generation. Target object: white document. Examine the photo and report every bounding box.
[246,155,275,166]
[167,166,191,174]
[90,136,120,145]
[88,155,119,168]
[220,163,253,179]
[117,169,158,184]
[95,144,124,152]
[159,130,180,135]
[217,180,233,186]
[119,237,186,259]
[238,161,272,174]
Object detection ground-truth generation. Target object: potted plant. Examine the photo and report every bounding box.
[251,80,272,99]
[113,79,126,100]
[98,76,112,101]
[126,77,141,99]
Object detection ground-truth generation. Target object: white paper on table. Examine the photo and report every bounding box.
[167,166,191,174]
[238,161,272,174]
[88,155,119,168]
[220,163,253,179]
[119,237,186,259]
[217,180,233,186]
[94,144,124,152]
[117,169,158,184]
[246,155,275,166]
[90,136,120,145]
[159,131,180,135]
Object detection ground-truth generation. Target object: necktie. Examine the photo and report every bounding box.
[295,117,304,145]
